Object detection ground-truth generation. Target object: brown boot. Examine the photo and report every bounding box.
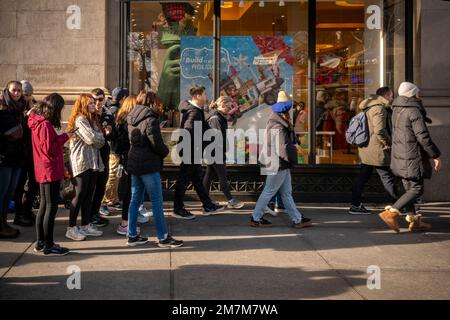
[379,208,400,233]
[406,215,432,232]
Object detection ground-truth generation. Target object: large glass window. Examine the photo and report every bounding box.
[220,0,309,164]
[315,0,405,165]
[127,0,407,167]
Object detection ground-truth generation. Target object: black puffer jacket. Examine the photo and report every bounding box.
[127,104,169,175]
[390,96,441,180]
[177,100,210,164]
[260,112,298,172]
[206,109,228,163]
[0,90,26,168]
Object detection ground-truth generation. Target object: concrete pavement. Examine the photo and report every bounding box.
[1,202,450,300]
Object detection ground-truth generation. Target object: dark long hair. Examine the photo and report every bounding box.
[35,93,65,129]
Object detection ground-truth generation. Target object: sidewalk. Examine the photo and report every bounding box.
[1,202,449,300]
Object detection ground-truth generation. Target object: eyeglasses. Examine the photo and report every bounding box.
[94,97,104,102]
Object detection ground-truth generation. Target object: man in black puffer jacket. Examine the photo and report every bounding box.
[173,86,224,220]
[379,82,442,233]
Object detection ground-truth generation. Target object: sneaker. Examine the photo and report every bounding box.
[158,235,184,248]
[91,215,109,228]
[349,204,372,215]
[250,217,273,228]
[80,223,103,237]
[275,205,286,213]
[264,206,277,217]
[116,224,141,236]
[65,226,87,241]
[172,208,196,220]
[293,217,313,228]
[139,205,153,217]
[43,244,70,256]
[227,198,245,209]
[203,204,225,216]
[137,212,150,224]
[99,205,111,216]
[34,241,45,253]
[108,202,123,211]
[127,235,148,247]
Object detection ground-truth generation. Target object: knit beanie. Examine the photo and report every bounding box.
[398,82,419,98]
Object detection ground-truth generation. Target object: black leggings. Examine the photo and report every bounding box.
[91,168,109,220]
[36,181,60,248]
[203,164,233,200]
[70,170,98,227]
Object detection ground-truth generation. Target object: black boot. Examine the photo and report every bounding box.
[0,214,20,239]
[13,214,35,227]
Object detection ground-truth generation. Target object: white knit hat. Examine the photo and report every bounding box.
[398,82,419,98]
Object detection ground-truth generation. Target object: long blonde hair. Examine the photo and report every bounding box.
[116,95,137,125]
[67,94,98,132]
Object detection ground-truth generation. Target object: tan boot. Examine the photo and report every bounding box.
[406,215,432,232]
[379,208,400,233]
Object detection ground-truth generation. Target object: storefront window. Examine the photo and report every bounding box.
[220,0,309,165]
[315,0,405,165]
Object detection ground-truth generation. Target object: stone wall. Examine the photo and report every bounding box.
[0,0,107,110]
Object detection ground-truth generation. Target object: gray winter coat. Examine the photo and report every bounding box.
[390,96,440,180]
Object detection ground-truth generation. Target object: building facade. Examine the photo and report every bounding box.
[1,0,449,202]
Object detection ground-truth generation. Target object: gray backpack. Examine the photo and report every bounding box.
[346,110,370,147]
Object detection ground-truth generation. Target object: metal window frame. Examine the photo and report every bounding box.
[119,0,414,168]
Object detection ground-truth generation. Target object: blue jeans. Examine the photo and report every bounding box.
[0,167,22,215]
[128,172,168,240]
[253,169,302,224]
[270,192,284,207]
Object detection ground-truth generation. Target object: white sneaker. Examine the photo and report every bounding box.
[65,226,86,241]
[137,213,149,224]
[227,199,245,209]
[80,223,103,237]
[264,206,277,217]
[139,205,153,217]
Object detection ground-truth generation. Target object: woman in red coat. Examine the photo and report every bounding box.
[28,93,73,256]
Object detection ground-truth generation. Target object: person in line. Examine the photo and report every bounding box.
[203,96,244,209]
[126,91,183,247]
[28,93,71,256]
[102,87,129,211]
[379,82,442,232]
[0,81,27,239]
[251,91,312,228]
[349,87,400,215]
[65,94,105,241]
[173,86,224,220]
[13,80,39,227]
[114,95,143,236]
[90,88,115,227]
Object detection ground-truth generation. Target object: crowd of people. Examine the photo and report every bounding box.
[0,79,442,256]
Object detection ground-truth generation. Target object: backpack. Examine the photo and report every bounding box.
[345,109,371,147]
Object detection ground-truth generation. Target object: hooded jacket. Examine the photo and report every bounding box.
[127,104,169,175]
[390,96,440,180]
[0,89,26,167]
[259,111,298,172]
[357,95,392,167]
[28,112,69,183]
[177,100,210,164]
